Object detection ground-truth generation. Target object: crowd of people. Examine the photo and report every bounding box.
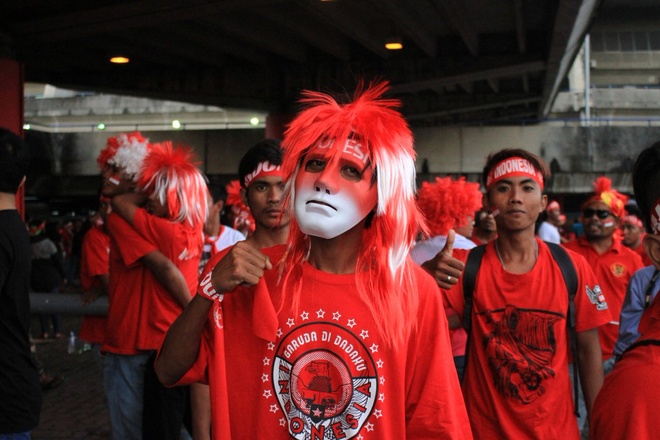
[2,80,660,439]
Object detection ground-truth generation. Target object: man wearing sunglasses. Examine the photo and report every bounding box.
[564,177,644,376]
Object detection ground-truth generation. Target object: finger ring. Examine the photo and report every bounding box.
[447,275,451,282]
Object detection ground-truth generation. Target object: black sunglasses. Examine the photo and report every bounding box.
[583,209,612,219]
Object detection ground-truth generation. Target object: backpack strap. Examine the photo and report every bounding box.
[461,244,486,381]
[462,244,486,332]
[545,242,580,417]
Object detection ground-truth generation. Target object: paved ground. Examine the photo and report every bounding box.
[30,316,111,440]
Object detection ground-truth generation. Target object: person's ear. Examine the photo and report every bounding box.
[540,194,548,211]
[643,234,660,269]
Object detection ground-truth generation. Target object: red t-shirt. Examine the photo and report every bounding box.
[177,246,472,439]
[79,225,110,344]
[564,237,644,359]
[102,213,157,354]
[131,209,203,351]
[443,239,611,439]
[590,310,660,439]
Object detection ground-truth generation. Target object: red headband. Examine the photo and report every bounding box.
[651,198,660,234]
[623,215,644,229]
[486,157,544,190]
[242,161,282,188]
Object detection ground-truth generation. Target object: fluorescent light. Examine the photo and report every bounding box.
[96,123,106,130]
[172,120,182,129]
[385,37,403,50]
[110,56,130,64]
[250,117,259,126]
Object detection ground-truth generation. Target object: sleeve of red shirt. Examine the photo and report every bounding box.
[107,212,157,267]
[171,325,212,386]
[568,250,614,332]
[81,229,109,278]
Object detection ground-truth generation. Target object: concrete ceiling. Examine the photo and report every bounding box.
[0,0,629,127]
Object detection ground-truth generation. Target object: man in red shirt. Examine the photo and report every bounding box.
[110,141,207,440]
[564,177,644,373]
[78,196,111,363]
[621,209,652,266]
[590,141,660,439]
[98,133,194,440]
[442,149,611,439]
[190,139,291,440]
[156,82,471,439]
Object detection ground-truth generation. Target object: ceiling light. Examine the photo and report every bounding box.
[385,37,403,50]
[250,117,259,126]
[110,56,130,64]
[172,120,182,129]
[23,124,31,130]
[96,123,106,130]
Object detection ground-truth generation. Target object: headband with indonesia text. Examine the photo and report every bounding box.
[242,161,282,188]
[651,198,660,234]
[485,156,544,191]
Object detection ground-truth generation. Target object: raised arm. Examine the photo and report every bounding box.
[110,191,147,226]
[155,241,272,385]
[141,250,192,308]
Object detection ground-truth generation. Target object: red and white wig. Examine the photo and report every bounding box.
[417,176,483,237]
[105,131,150,181]
[97,131,149,172]
[138,141,208,229]
[280,81,427,346]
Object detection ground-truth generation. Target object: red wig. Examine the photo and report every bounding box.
[137,141,208,229]
[279,81,427,347]
[417,176,483,236]
[583,176,628,218]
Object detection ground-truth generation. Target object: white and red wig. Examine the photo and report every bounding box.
[138,141,208,229]
[104,131,150,181]
[280,81,427,346]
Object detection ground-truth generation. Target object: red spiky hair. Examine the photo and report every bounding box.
[279,80,427,347]
[225,179,255,235]
[417,176,483,236]
[137,141,208,229]
[97,131,148,171]
[583,176,628,218]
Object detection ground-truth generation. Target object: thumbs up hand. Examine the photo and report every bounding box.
[421,229,465,290]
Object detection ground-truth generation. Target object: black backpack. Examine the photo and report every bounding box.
[461,241,581,416]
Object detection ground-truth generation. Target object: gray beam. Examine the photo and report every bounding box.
[539,0,603,118]
[31,293,108,316]
[389,61,546,94]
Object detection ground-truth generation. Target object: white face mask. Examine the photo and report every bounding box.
[294,140,377,239]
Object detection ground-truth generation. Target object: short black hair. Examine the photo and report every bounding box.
[0,128,29,193]
[632,141,660,233]
[207,180,228,204]
[238,139,283,188]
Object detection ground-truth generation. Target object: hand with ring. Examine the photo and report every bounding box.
[419,230,464,290]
